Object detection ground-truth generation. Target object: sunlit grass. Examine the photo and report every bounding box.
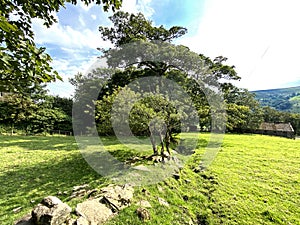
[0,134,299,224]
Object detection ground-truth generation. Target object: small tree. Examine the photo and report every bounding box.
[0,93,36,134]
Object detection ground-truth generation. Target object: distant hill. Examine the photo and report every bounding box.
[252,86,300,113]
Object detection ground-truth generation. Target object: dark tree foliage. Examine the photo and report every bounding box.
[0,93,73,134]
[224,86,263,132]
[262,106,300,135]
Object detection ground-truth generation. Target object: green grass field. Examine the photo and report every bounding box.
[0,134,299,224]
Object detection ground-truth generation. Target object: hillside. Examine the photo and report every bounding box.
[252,86,300,113]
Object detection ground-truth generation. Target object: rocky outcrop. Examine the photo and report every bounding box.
[99,184,134,211]
[75,199,114,225]
[31,196,72,225]
[15,184,134,225]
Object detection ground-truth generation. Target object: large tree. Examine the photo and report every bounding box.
[99,11,187,47]
[0,0,122,93]
[73,11,266,158]
[95,12,241,156]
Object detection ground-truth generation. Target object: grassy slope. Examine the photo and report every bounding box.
[209,135,299,224]
[253,86,300,112]
[0,136,108,224]
[0,134,299,225]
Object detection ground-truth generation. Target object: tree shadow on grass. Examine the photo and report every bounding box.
[0,135,151,152]
[0,135,78,151]
[0,152,108,225]
[0,134,215,224]
[108,148,152,161]
[0,135,156,224]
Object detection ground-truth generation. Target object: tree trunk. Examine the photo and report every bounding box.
[159,133,165,156]
[11,123,14,136]
[149,134,158,155]
[165,131,171,155]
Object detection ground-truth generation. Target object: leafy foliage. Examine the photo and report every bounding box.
[99,11,187,47]
[0,93,37,134]
[224,87,263,132]
[72,11,262,139]
[0,93,73,134]
[261,106,300,135]
[0,0,122,93]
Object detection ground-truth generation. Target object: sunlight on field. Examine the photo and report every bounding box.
[0,134,299,225]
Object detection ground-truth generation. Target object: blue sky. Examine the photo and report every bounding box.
[32,0,300,97]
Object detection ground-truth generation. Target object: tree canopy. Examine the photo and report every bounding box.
[0,0,122,93]
[99,11,187,47]
[71,11,257,159]
[0,93,73,135]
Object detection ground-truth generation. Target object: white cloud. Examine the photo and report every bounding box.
[179,0,300,90]
[47,82,74,98]
[121,0,154,18]
[78,1,94,11]
[48,56,103,97]
[32,17,112,50]
[31,5,117,97]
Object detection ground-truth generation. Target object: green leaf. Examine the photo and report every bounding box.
[0,16,17,32]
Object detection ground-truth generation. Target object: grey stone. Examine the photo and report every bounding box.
[152,155,162,163]
[173,173,180,180]
[74,184,134,224]
[136,200,152,208]
[70,185,89,199]
[185,179,191,184]
[133,165,151,172]
[32,196,71,225]
[13,207,22,213]
[136,207,151,221]
[15,214,34,225]
[40,196,62,208]
[70,189,86,199]
[142,188,150,196]
[157,185,164,192]
[188,219,194,225]
[75,199,113,225]
[171,150,178,155]
[72,184,89,192]
[75,216,89,225]
[66,218,76,225]
[100,184,134,210]
[86,189,98,198]
[157,197,169,207]
[17,184,134,225]
[162,151,170,158]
